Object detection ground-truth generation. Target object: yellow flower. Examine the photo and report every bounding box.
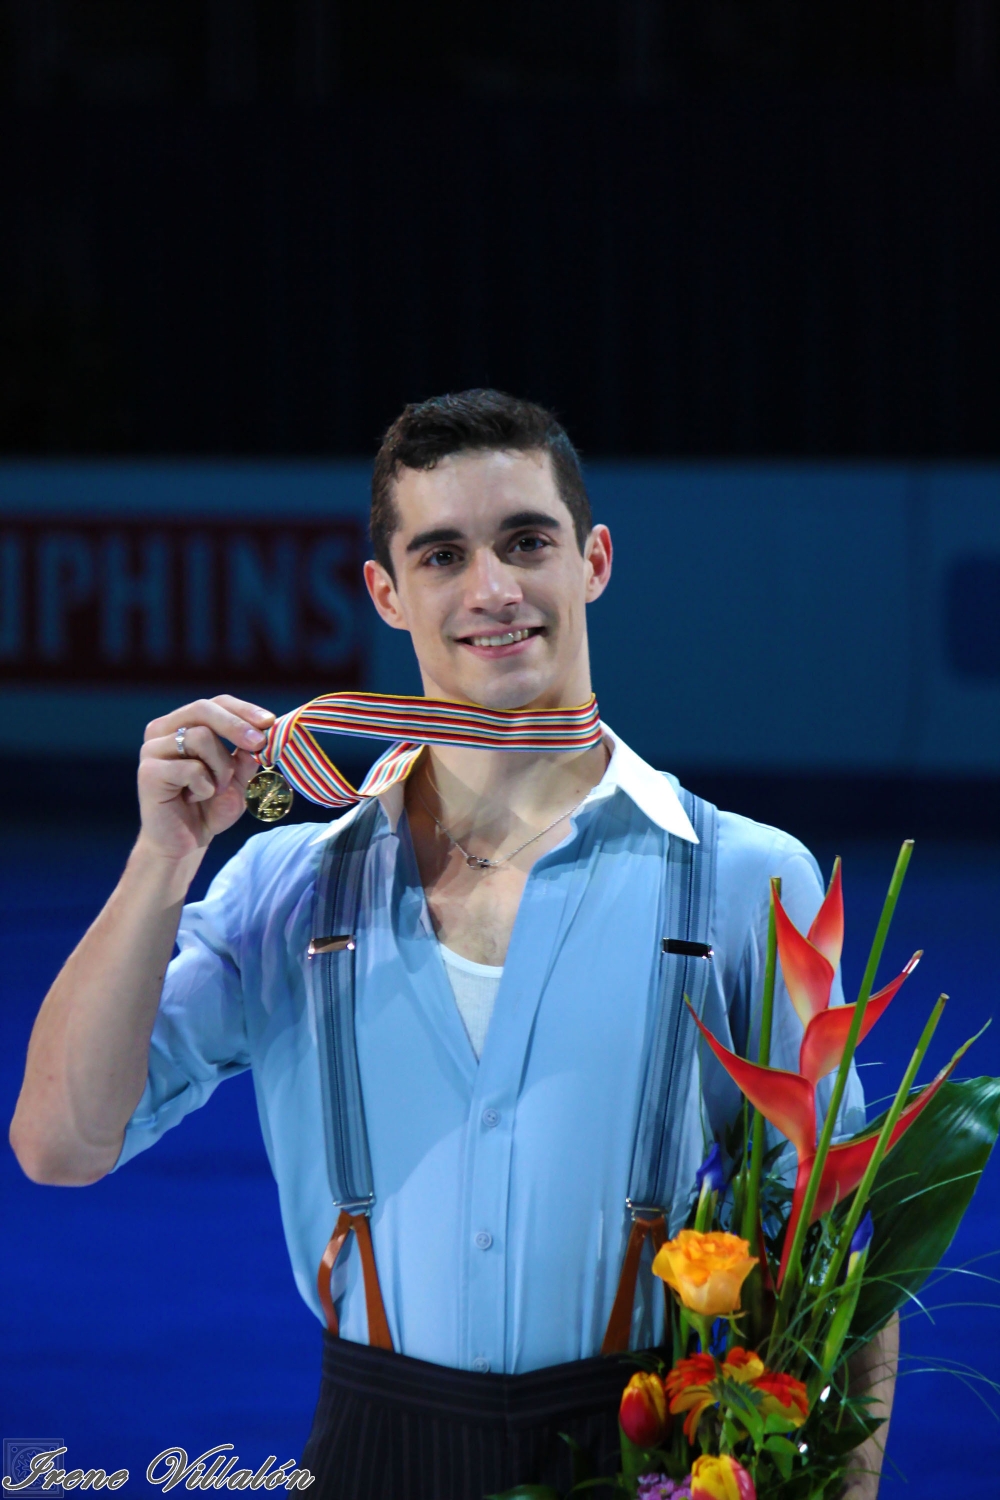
[721,1347,765,1384]
[651,1230,758,1317]
[691,1453,756,1500]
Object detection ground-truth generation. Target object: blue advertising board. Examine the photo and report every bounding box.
[1,461,997,774]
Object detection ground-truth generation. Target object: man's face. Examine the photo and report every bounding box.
[364,449,612,710]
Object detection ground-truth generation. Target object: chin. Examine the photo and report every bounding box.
[459,667,560,712]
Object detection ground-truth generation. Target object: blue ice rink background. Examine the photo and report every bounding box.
[2,460,999,1494]
[3,825,999,1494]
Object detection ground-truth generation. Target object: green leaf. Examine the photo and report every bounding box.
[566,1481,629,1496]
[618,1426,655,1486]
[844,1077,1000,1339]
[485,1489,562,1500]
[766,1434,801,1454]
[721,1416,743,1449]
[764,1411,799,1435]
[763,1434,798,1479]
[558,1432,593,1490]
[809,1406,883,1460]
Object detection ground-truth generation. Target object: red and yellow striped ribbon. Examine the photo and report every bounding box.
[258,691,603,810]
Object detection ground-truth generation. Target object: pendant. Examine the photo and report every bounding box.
[466,855,494,869]
[245,767,295,823]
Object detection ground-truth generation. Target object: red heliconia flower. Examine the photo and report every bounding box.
[688,861,958,1285]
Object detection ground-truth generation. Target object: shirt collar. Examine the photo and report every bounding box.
[308,717,701,840]
[311,721,698,845]
[573,724,698,842]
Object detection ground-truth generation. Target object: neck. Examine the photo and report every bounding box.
[412,737,609,845]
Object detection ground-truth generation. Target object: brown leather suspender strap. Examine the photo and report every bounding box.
[317,1209,393,1351]
[310,802,393,1353]
[600,1215,667,1354]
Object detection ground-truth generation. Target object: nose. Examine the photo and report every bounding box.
[463,545,523,614]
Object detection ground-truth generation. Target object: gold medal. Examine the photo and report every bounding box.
[245,767,294,823]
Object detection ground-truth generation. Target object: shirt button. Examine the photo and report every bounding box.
[472,1356,491,1374]
[481,1108,500,1128]
[474,1230,493,1250]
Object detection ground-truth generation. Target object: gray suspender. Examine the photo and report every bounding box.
[626,787,718,1222]
[306,788,719,1222]
[306,799,382,1214]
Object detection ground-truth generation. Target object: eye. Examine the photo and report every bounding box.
[424,547,460,567]
[510,533,551,555]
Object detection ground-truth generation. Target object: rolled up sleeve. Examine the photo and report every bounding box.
[111,845,253,1171]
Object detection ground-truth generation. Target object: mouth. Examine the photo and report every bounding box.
[455,625,545,657]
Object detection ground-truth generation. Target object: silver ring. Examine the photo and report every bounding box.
[175,727,188,757]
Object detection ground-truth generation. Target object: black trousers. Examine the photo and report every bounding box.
[299,1333,631,1500]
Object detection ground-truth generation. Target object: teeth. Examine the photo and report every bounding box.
[467,628,534,648]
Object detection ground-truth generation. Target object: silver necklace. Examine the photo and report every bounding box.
[413,773,588,870]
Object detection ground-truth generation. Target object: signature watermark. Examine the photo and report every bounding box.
[1,1444,315,1493]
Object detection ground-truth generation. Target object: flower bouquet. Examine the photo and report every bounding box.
[493,842,1000,1500]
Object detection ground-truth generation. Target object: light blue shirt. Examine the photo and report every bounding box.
[114,727,864,1374]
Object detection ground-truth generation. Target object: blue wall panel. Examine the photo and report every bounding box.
[1,461,997,774]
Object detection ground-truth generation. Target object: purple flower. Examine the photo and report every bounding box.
[695,1143,725,1196]
[637,1475,694,1500]
[850,1210,874,1258]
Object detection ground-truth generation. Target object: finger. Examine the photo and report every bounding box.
[230,748,260,792]
[210,694,277,726]
[144,697,274,751]
[141,728,236,789]
[138,755,217,804]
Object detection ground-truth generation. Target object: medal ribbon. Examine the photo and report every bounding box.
[257,691,603,811]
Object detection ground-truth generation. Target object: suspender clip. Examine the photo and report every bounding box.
[662,938,713,959]
[334,1196,375,1215]
[626,1201,665,1222]
[309,933,356,957]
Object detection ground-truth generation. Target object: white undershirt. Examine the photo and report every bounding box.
[437,942,503,1060]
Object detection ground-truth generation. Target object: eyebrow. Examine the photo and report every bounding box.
[498,510,563,531]
[404,511,563,554]
[405,526,464,554]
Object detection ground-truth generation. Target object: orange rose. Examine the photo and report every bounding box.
[652,1230,758,1317]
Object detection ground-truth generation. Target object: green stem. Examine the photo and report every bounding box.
[775,840,913,1325]
[694,1181,717,1233]
[814,1244,869,1396]
[799,995,948,1359]
[742,878,780,1248]
[823,995,947,1291]
[691,1313,714,1354]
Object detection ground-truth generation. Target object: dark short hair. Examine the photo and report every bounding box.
[370,389,592,578]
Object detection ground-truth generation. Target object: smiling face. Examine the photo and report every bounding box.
[363,448,612,710]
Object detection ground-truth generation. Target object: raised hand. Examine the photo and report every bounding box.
[137,695,275,862]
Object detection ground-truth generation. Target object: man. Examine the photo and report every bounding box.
[10,391,893,1499]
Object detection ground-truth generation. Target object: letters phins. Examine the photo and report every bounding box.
[1,1445,315,1492]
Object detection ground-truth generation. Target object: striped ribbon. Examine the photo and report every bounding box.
[258,691,603,810]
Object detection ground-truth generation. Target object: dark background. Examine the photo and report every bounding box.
[2,4,1000,1496]
[3,1,1000,461]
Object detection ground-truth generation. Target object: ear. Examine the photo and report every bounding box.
[583,524,612,603]
[364,559,411,632]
